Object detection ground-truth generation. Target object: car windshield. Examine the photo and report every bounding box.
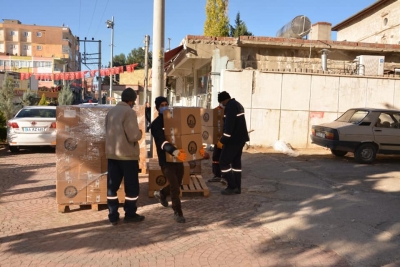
[16,108,56,118]
[336,110,369,124]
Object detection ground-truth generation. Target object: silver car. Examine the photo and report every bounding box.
[7,106,57,152]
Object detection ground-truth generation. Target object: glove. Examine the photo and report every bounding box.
[172,149,187,162]
[216,141,223,149]
[199,147,205,157]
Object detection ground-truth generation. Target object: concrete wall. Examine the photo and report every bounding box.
[222,69,400,148]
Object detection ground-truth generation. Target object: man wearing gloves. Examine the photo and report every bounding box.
[105,88,144,225]
[151,96,187,223]
[217,91,249,195]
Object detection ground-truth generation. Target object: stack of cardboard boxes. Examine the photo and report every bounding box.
[147,107,204,195]
[56,105,114,205]
[200,108,224,145]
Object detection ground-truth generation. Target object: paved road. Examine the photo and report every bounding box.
[0,145,399,267]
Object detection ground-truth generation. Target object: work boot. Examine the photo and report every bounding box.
[234,188,241,194]
[221,187,236,195]
[220,178,228,185]
[110,218,120,226]
[124,214,145,223]
[154,191,168,207]
[174,212,186,223]
[208,176,221,182]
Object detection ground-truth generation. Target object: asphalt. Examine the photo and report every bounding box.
[0,143,358,267]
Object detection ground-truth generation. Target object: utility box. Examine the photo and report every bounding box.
[356,55,385,76]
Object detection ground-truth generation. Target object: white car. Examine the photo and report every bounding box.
[7,106,57,152]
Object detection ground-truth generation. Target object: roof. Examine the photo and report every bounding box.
[332,0,395,31]
[164,45,184,70]
[349,107,400,113]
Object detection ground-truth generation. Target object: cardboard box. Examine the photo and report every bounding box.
[183,162,190,185]
[56,106,82,132]
[189,160,202,174]
[163,107,201,135]
[56,131,87,156]
[87,141,106,157]
[148,167,169,191]
[86,175,107,203]
[56,179,87,204]
[165,134,203,162]
[56,154,81,180]
[201,126,223,145]
[200,108,224,127]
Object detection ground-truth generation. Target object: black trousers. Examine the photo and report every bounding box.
[107,159,140,222]
[212,146,222,177]
[160,162,184,216]
[219,143,245,190]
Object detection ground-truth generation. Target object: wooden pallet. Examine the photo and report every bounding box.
[57,203,107,213]
[148,175,210,198]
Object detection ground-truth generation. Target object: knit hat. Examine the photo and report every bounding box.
[121,87,137,102]
[155,96,168,110]
[217,91,231,103]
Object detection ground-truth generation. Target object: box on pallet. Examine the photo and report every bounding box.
[163,107,201,135]
[148,162,190,191]
[56,106,82,132]
[200,108,224,127]
[189,160,202,174]
[164,134,203,162]
[56,179,87,204]
[201,126,223,145]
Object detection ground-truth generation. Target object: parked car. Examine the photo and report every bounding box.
[310,108,400,164]
[7,106,57,152]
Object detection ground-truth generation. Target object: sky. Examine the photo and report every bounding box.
[2,0,377,70]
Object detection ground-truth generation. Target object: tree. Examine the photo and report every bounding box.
[204,0,230,37]
[126,47,152,69]
[58,84,74,105]
[0,72,18,121]
[22,89,38,107]
[230,12,253,37]
[38,93,47,106]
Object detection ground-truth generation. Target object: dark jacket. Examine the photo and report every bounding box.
[150,114,178,166]
[219,98,250,145]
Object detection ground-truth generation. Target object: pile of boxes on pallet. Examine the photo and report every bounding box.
[56,105,124,206]
[147,107,204,196]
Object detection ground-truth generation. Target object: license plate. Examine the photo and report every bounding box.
[316,131,325,138]
[23,127,46,132]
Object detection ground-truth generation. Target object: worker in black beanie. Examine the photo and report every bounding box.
[150,96,187,223]
[217,91,249,195]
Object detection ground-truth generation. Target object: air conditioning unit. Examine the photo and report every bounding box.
[356,55,385,76]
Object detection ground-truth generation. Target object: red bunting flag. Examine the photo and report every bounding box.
[90,70,97,77]
[100,69,106,76]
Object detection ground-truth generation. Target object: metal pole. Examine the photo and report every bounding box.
[109,16,114,104]
[144,35,150,104]
[98,40,102,103]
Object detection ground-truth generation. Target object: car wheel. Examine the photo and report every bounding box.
[354,143,376,164]
[330,149,347,157]
[9,146,20,153]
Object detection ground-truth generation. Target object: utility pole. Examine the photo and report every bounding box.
[106,16,115,104]
[98,40,102,103]
[144,35,150,105]
[168,38,171,51]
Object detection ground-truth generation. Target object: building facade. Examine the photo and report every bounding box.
[0,19,80,100]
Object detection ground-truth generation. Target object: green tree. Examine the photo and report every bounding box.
[38,93,47,106]
[0,72,18,121]
[126,47,152,69]
[58,84,74,105]
[22,89,38,107]
[230,12,253,37]
[204,0,230,37]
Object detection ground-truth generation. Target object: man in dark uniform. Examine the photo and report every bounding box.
[150,96,187,223]
[217,91,249,195]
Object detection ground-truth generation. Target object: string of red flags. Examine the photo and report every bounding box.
[19,63,138,81]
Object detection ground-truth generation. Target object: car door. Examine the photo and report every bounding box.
[373,112,400,151]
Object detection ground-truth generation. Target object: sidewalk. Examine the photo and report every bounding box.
[0,146,349,267]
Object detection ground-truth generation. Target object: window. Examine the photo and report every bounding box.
[23,45,29,50]
[336,110,369,124]
[383,18,388,26]
[10,31,16,36]
[10,44,16,49]
[37,45,42,50]
[36,32,42,37]
[24,32,30,37]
